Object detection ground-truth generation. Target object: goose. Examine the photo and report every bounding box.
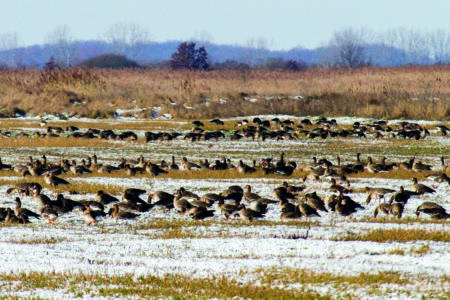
[412,161,432,172]
[364,187,396,204]
[281,181,305,193]
[98,164,120,173]
[90,155,103,169]
[305,192,328,213]
[177,187,199,200]
[186,206,215,220]
[93,190,118,205]
[388,186,420,205]
[390,203,404,219]
[109,204,139,220]
[373,203,392,218]
[398,157,415,170]
[411,178,436,195]
[180,157,201,170]
[173,190,192,216]
[220,186,243,204]
[440,156,450,173]
[298,202,320,220]
[248,200,268,214]
[82,206,106,226]
[54,194,83,213]
[169,156,179,170]
[199,193,223,207]
[78,200,105,212]
[122,189,147,205]
[236,204,259,222]
[70,160,92,176]
[148,191,174,211]
[44,172,69,189]
[272,186,296,202]
[329,179,352,194]
[13,197,40,220]
[365,156,384,173]
[280,205,301,220]
[0,158,11,170]
[40,205,58,224]
[275,162,297,176]
[335,194,361,218]
[5,208,29,224]
[237,160,256,174]
[243,185,261,203]
[217,198,240,220]
[325,194,338,212]
[425,172,450,187]
[6,182,42,197]
[416,202,447,218]
[31,188,51,208]
[145,162,168,176]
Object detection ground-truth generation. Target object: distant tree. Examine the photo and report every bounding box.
[170,42,210,71]
[284,59,308,72]
[0,32,21,67]
[329,28,371,68]
[43,56,59,71]
[45,25,78,67]
[79,54,140,69]
[104,22,149,61]
[212,59,249,71]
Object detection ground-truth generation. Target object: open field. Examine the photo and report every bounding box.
[0,115,450,299]
[3,66,450,120]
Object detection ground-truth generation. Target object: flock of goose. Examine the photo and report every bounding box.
[1,146,450,225]
[3,116,450,143]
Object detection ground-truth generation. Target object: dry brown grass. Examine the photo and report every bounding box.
[339,228,450,242]
[2,66,450,120]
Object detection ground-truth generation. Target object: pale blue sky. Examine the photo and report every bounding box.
[1,0,450,50]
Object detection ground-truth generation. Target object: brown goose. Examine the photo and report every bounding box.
[373,203,392,218]
[412,161,432,172]
[416,202,446,218]
[186,206,215,220]
[248,200,267,214]
[282,181,305,193]
[31,188,51,208]
[94,190,119,205]
[364,187,396,204]
[388,186,420,205]
[70,160,92,175]
[169,156,179,170]
[237,204,254,222]
[305,192,328,213]
[40,205,58,224]
[390,203,404,219]
[148,191,174,210]
[398,157,415,170]
[5,208,29,224]
[180,157,201,170]
[335,193,364,218]
[329,179,351,194]
[199,193,223,207]
[178,187,199,200]
[220,186,243,204]
[145,162,168,176]
[425,172,450,187]
[237,160,256,174]
[44,172,69,189]
[82,206,106,226]
[122,188,147,205]
[243,185,261,203]
[173,190,192,216]
[298,202,320,220]
[365,157,384,173]
[411,178,436,195]
[280,205,301,220]
[325,194,338,212]
[217,198,240,220]
[13,197,40,220]
[271,186,295,202]
[109,204,139,220]
[6,182,42,197]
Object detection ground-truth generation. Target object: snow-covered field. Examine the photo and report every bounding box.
[1,116,450,299]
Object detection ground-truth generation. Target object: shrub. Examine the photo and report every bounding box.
[79,54,141,69]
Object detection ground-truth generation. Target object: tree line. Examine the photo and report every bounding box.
[2,24,450,70]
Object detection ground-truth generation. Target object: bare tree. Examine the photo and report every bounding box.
[429,29,450,64]
[104,22,149,61]
[45,25,77,67]
[329,28,371,68]
[0,32,21,67]
[242,37,270,66]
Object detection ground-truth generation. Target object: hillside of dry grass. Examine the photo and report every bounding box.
[2,66,450,120]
